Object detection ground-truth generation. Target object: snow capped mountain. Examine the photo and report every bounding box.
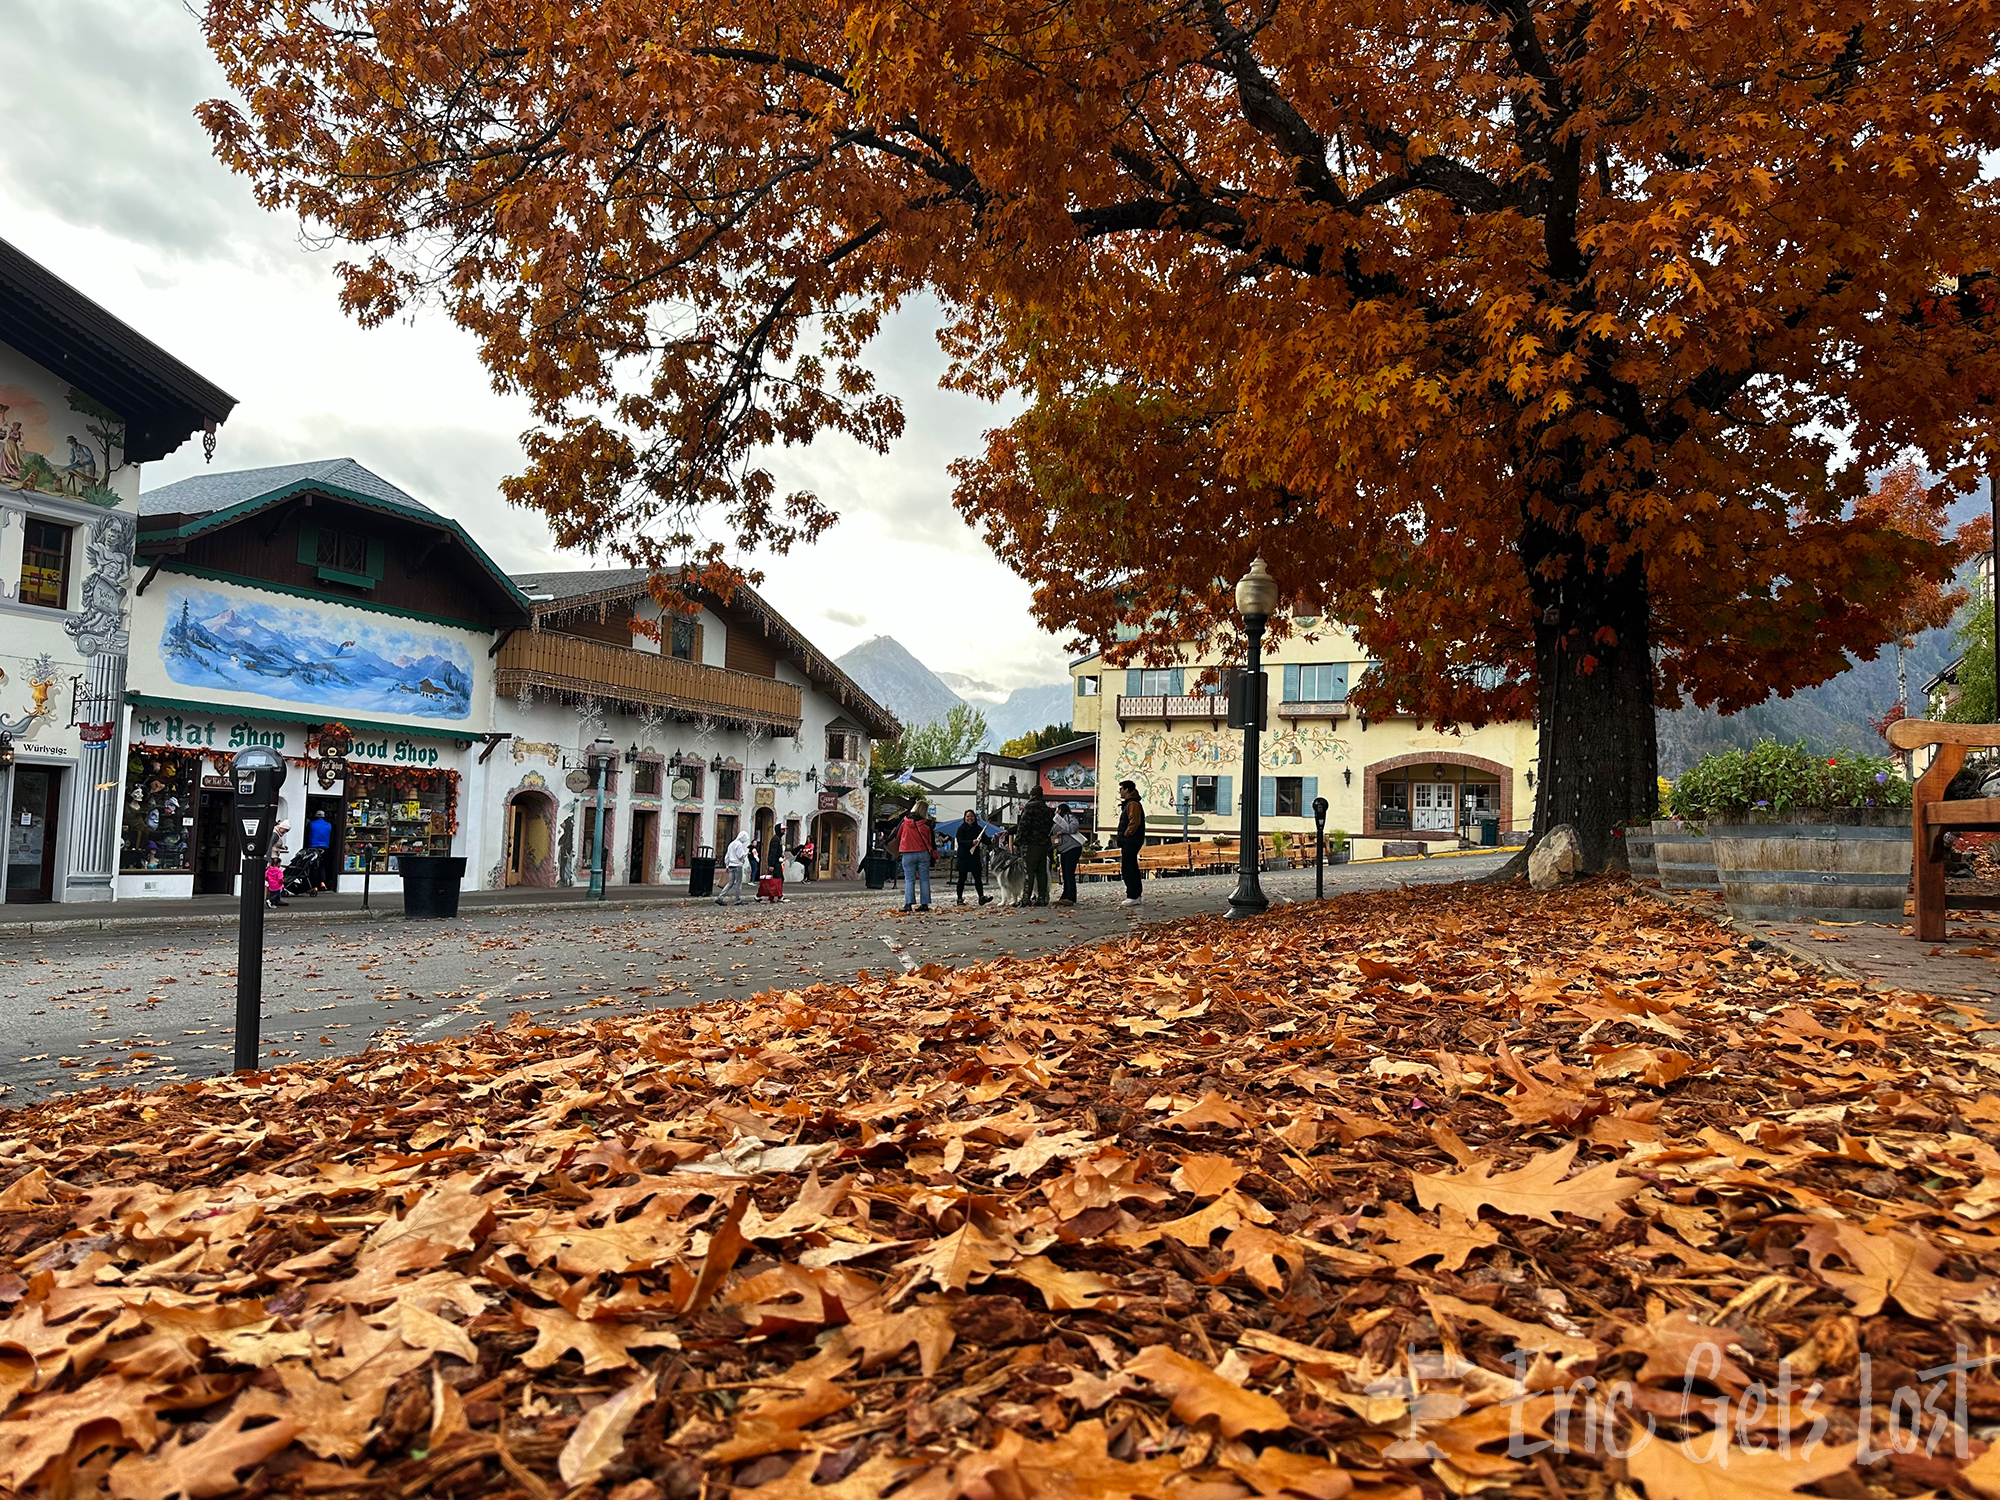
[837,637,1079,750]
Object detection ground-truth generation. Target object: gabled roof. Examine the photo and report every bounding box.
[137,458,529,624]
[0,237,235,464]
[511,567,901,740]
[141,458,437,519]
[1016,734,1096,766]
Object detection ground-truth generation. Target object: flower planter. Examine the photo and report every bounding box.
[1651,819,1717,892]
[1624,826,1658,880]
[1706,808,1910,924]
[1330,850,1350,865]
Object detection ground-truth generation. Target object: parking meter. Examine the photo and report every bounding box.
[1312,795,1329,900]
[232,747,286,1072]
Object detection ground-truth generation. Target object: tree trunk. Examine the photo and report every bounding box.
[1525,518,1658,871]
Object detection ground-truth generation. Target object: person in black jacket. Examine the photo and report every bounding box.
[1016,786,1055,905]
[1117,780,1146,904]
[953,808,992,905]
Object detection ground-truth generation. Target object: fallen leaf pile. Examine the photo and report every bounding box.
[5,879,2000,1500]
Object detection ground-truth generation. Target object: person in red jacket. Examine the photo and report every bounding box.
[896,799,936,912]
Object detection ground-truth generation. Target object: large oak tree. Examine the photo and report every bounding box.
[200,0,2000,860]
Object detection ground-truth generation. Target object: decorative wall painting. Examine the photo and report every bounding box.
[158,584,476,720]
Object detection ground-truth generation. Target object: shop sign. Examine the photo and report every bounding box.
[78,721,115,745]
[345,736,445,767]
[817,791,840,812]
[133,714,288,751]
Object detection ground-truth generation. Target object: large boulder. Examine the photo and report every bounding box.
[1529,824,1584,890]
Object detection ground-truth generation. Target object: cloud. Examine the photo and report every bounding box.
[17,3,1076,693]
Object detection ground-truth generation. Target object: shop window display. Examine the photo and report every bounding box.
[120,748,201,872]
[343,767,458,873]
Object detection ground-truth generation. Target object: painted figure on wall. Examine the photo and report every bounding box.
[0,384,125,508]
[158,584,476,720]
[1046,758,1096,790]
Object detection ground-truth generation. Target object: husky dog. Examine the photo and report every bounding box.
[987,845,1029,906]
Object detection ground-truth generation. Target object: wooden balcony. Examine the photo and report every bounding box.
[1116,693,1231,725]
[497,631,802,732]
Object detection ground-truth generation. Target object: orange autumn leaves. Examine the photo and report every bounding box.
[3,879,2000,1500]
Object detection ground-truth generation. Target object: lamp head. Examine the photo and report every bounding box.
[1235,556,1280,620]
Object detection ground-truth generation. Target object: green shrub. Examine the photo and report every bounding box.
[1667,741,1910,820]
[1329,828,1350,853]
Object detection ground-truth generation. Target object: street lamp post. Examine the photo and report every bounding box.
[1227,557,1280,920]
[589,735,613,900]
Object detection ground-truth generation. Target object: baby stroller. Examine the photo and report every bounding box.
[280,846,327,896]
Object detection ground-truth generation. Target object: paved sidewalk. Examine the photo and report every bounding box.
[0,876,869,935]
[1640,884,2000,1011]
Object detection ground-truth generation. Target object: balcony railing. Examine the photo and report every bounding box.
[1116,693,1231,723]
[497,631,802,732]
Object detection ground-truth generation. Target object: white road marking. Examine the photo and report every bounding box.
[876,934,917,973]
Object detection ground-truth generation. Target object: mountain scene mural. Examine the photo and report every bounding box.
[158,585,475,720]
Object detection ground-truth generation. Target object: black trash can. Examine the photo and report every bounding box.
[398,856,467,919]
[863,851,891,891]
[687,854,717,898]
[1479,817,1499,847]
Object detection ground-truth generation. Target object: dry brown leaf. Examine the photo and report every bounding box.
[708,1376,854,1463]
[1626,1436,1856,1500]
[1371,1202,1499,1271]
[559,1372,657,1486]
[1172,1153,1246,1198]
[1163,1092,1257,1130]
[1800,1221,1978,1319]
[1620,1309,1755,1390]
[951,1417,1182,1499]
[1123,1345,1290,1437]
[899,1220,1016,1297]
[1412,1141,1639,1225]
[1419,1291,1600,1361]
[107,1404,300,1500]
[517,1305,677,1374]
[1009,1254,1120,1310]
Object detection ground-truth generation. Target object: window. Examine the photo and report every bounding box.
[19,518,71,609]
[1077,675,1099,697]
[1377,777,1410,829]
[1193,776,1218,813]
[717,767,741,801]
[826,729,858,761]
[299,523,383,589]
[670,617,699,661]
[1462,782,1498,815]
[716,813,739,849]
[1294,663,1348,702]
[1274,776,1304,818]
[1133,669,1177,696]
[675,763,704,799]
[633,760,663,796]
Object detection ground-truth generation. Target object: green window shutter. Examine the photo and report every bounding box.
[1302,776,1318,810]
[365,537,386,581]
[1283,664,1300,701]
[1259,777,1276,817]
[1167,668,1185,696]
[1332,663,1349,701]
[1216,776,1233,815]
[296,523,319,567]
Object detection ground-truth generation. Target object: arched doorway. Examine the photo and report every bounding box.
[1362,752,1514,843]
[505,789,558,886]
[811,811,858,879]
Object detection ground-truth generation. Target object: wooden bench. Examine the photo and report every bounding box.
[1075,834,1323,878]
[1886,719,2000,940]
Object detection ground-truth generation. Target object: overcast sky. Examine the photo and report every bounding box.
[2,1,1070,691]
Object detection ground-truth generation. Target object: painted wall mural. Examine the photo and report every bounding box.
[0,379,125,508]
[158,583,476,721]
[1113,724,1351,806]
[1043,755,1096,791]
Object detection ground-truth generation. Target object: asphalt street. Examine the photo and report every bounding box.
[0,853,1509,1107]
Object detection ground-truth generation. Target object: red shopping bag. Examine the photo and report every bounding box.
[757,876,784,902]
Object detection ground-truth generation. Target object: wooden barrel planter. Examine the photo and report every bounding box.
[1652,820,1718,892]
[1625,826,1658,880]
[1706,808,1910,924]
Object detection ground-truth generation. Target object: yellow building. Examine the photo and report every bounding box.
[1070,625,1538,860]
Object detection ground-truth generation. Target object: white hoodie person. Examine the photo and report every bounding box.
[717,829,753,904]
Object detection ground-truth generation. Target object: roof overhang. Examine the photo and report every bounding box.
[0,237,235,464]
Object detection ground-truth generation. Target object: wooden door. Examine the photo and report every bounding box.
[507,800,528,885]
[629,810,657,884]
[4,767,60,903]
[673,810,700,870]
[194,787,238,894]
